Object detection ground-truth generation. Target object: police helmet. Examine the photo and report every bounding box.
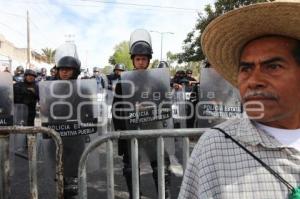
[93,67,101,73]
[157,61,169,68]
[41,67,47,75]
[50,66,57,73]
[129,29,153,59]
[56,56,81,77]
[16,66,24,74]
[24,69,37,77]
[130,42,152,59]
[114,63,126,71]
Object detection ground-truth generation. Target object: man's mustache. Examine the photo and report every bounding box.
[242,90,279,102]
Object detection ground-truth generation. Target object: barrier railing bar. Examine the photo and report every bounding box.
[0,134,9,199]
[78,128,207,199]
[106,140,114,199]
[182,137,190,172]
[157,136,165,199]
[28,134,38,199]
[0,127,64,199]
[131,138,139,199]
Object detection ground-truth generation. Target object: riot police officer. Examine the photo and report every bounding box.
[113,29,171,199]
[46,66,57,80]
[107,63,125,90]
[13,65,25,83]
[55,56,84,198]
[157,61,169,68]
[36,67,48,82]
[185,69,197,91]
[13,69,39,126]
[56,56,81,80]
[90,66,105,88]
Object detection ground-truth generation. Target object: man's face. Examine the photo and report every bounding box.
[238,36,300,128]
[25,74,35,83]
[133,55,149,70]
[93,71,99,76]
[51,69,57,77]
[114,69,123,76]
[58,67,74,80]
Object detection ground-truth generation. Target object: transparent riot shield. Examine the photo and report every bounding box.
[172,87,187,128]
[12,104,28,159]
[119,68,174,162]
[39,79,99,197]
[0,73,13,160]
[0,72,13,126]
[120,68,172,129]
[195,68,242,127]
[39,79,98,136]
[13,104,28,126]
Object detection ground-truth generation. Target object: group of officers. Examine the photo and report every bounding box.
[8,29,200,199]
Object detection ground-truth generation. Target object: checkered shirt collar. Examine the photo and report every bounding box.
[217,118,283,149]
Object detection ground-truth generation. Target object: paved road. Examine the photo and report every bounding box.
[10,135,195,199]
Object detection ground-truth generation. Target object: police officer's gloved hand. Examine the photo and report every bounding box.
[64,177,79,198]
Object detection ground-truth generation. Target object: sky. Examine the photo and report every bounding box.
[0,0,215,72]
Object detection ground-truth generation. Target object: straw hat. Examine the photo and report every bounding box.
[201,1,300,87]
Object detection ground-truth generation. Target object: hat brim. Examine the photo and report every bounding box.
[201,2,300,87]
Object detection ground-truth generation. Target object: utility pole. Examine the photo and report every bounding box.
[26,10,31,68]
[150,31,174,61]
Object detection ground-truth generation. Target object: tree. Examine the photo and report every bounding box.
[109,41,133,70]
[150,59,160,68]
[41,48,56,64]
[178,0,274,63]
[102,65,113,75]
[166,51,178,65]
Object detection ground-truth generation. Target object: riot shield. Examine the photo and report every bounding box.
[38,79,102,197]
[39,79,98,136]
[0,72,13,126]
[0,73,14,174]
[172,88,187,128]
[119,68,174,161]
[195,68,242,127]
[13,104,28,126]
[120,68,172,129]
[12,104,28,159]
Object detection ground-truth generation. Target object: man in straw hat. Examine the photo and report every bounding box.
[179,1,300,199]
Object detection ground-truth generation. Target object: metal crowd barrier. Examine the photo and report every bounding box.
[78,128,208,199]
[0,126,64,199]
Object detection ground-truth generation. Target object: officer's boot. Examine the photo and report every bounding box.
[151,161,171,199]
[64,177,79,199]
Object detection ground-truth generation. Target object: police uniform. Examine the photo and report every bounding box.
[13,69,39,126]
[113,29,172,199]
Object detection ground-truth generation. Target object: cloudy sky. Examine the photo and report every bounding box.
[0,0,215,71]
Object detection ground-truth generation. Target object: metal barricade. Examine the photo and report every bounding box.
[78,128,208,199]
[0,126,64,199]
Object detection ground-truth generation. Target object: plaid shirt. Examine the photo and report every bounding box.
[179,118,300,199]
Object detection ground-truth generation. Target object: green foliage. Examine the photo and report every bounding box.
[102,65,113,75]
[108,41,133,70]
[178,0,274,63]
[166,51,178,64]
[41,48,55,64]
[150,59,160,68]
